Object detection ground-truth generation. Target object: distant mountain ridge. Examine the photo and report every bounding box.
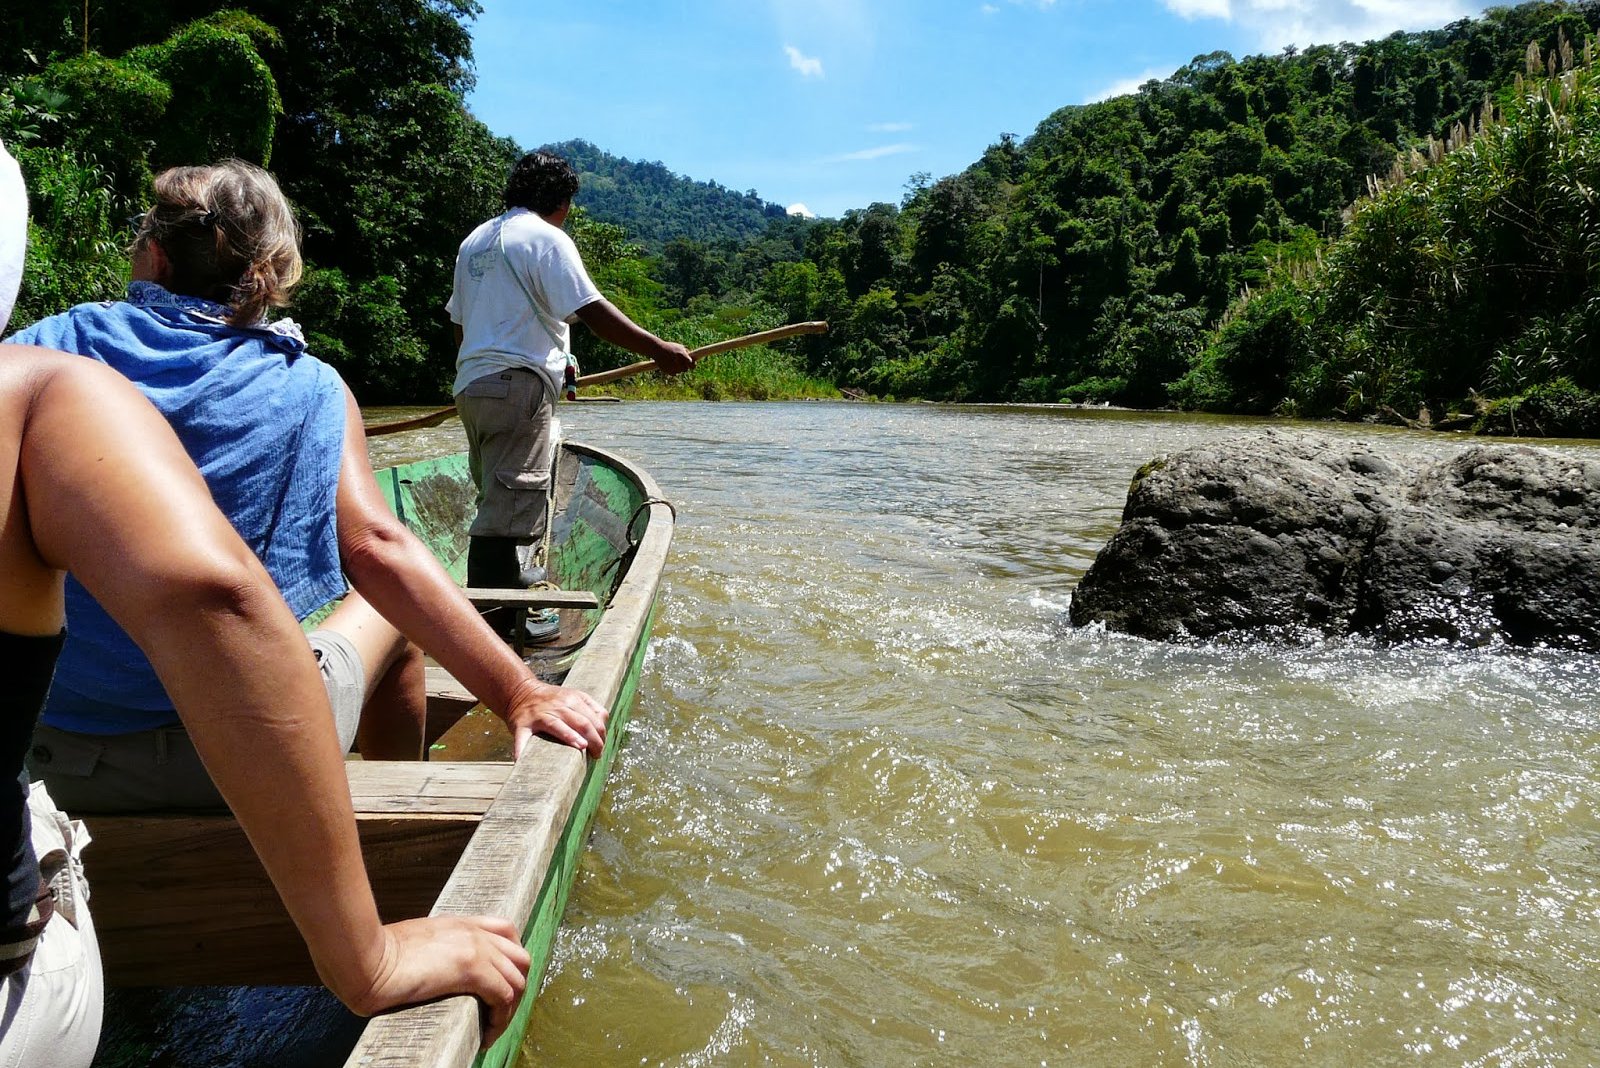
[543,138,790,251]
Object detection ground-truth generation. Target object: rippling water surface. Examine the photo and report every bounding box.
[373,403,1600,1067]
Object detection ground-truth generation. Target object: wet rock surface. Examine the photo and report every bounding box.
[1069,433,1600,650]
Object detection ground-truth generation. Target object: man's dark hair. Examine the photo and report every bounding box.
[503,151,580,215]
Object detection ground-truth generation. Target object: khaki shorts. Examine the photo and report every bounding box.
[456,368,556,541]
[27,629,366,814]
[0,784,102,1068]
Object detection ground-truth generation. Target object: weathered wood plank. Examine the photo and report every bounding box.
[477,596,659,1068]
[425,665,475,705]
[86,762,510,987]
[339,741,584,1067]
[460,588,600,610]
[425,665,480,748]
[344,762,512,814]
[88,816,472,986]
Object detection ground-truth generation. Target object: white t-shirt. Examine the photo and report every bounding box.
[0,141,26,335]
[447,207,602,396]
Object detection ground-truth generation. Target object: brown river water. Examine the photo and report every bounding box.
[371,402,1600,1068]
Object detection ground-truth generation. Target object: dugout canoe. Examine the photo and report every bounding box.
[85,439,674,1068]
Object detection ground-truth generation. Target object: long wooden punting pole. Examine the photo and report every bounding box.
[362,320,829,437]
[363,405,459,437]
[573,319,828,387]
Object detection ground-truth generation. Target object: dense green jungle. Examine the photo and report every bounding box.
[5,1,1600,435]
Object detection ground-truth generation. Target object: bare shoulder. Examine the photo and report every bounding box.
[1,343,112,394]
[0,344,74,423]
[1,345,177,457]
[3,344,141,406]
[0,342,76,378]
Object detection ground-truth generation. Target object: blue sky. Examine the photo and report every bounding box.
[466,0,1489,220]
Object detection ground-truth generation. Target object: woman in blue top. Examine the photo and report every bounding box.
[10,160,609,812]
[0,141,529,1062]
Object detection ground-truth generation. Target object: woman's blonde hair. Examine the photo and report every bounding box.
[136,160,302,328]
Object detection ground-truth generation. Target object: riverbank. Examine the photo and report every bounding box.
[369,391,1600,447]
[914,396,1600,443]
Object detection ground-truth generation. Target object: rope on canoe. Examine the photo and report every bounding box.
[600,496,675,605]
[627,496,676,538]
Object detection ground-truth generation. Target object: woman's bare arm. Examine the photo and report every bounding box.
[8,349,530,1041]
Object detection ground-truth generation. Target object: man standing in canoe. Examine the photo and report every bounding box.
[449,151,693,637]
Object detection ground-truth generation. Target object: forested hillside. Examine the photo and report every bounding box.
[6,1,1600,431]
[549,139,789,251]
[662,0,1600,431]
[1179,34,1600,436]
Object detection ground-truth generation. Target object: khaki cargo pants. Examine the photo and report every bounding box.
[456,368,557,542]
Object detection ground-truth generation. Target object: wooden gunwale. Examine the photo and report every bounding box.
[342,441,674,1068]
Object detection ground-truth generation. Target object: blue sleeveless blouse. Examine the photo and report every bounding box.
[7,283,348,733]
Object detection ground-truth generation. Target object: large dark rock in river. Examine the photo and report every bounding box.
[1069,433,1600,650]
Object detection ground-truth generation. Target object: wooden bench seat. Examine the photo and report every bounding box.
[462,587,601,657]
[426,665,477,709]
[460,588,600,610]
[85,761,513,987]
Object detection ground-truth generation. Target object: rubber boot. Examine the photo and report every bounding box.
[468,536,522,640]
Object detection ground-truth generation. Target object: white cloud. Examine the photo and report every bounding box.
[823,143,919,163]
[868,122,914,133]
[1086,67,1171,103]
[980,3,1000,13]
[787,203,817,218]
[785,45,824,78]
[773,1,872,73]
[1160,0,1485,48]
[1166,0,1230,17]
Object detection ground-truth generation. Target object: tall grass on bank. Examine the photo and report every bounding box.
[575,301,839,401]
[587,343,838,401]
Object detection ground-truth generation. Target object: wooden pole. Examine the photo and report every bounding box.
[363,321,829,437]
[574,320,829,388]
[364,405,459,438]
